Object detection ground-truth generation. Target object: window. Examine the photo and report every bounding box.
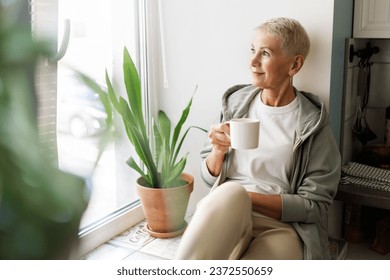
[31,0,151,254]
[56,0,142,230]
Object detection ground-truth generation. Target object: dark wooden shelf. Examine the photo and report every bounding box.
[335,183,390,210]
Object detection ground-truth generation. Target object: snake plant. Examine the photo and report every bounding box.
[80,47,206,188]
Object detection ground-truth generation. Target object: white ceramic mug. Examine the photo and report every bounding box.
[229,118,260,150]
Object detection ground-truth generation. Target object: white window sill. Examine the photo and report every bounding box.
[74,203,145,258]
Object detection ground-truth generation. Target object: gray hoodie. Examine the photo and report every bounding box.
[200,85,341,260]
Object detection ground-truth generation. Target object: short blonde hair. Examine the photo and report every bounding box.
[257,17,310,58]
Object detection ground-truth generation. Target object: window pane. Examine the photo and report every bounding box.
[56,0,141,229]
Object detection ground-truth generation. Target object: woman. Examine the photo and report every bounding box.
[175,17,341,260]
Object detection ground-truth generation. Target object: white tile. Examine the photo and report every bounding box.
[124,250,168,260]
[135,215,193,259]
[82,243,134,260]
[108,220,156,250]
[139,235,182,260]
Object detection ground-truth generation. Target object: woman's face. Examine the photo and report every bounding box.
[250,29,295,91]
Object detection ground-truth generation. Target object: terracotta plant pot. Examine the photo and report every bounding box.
[136,173,194,238]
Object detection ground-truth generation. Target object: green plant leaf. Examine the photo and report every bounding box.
[105,70,121,113]
[164,156,187,188]
[156,111,176,185]
[100,71,159,186]
[123,47,141,110]
[160,140,169,184]
[126,156,151,186]
[157,110,171,154]
[172,125,208,164]
[123,122,149,166]
[152,119,162,166]
[123,118,159,187]
[171,86,197,164]
[75,71,113,126]
[73,70,116,173]
[83,49,208,189]
[123,47,146,138]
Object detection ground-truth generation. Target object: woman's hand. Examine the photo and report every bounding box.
[205,122,231,176]
[247,192,282,220]
[208,122,231,155]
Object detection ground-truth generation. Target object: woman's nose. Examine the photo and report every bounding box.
[250,55,260,68]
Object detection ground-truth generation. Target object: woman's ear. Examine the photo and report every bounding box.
[289,55,304,76]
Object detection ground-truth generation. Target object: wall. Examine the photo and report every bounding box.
[330,0,354,145]
[152,0,349,211]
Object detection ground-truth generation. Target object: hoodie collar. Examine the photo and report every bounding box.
[221,85,260,121]
[296,90,328,141]
[221,85,328,141]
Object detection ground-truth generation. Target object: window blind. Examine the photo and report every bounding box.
[29,0,59,162]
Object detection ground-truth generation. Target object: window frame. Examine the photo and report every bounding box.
[76,203,144,257]
[30,0,157,257]
[76,0,154,257]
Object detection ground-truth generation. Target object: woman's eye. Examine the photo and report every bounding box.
[250,47,255,54]
[262,50,270,56]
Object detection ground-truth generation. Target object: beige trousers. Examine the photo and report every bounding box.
[175,182,303,260]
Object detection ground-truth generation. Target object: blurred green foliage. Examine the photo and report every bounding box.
[0,0,87,259]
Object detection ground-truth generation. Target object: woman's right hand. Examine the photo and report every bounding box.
[206,122,231,176]
[208,122,231,155]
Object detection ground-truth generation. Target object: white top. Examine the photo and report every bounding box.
[226,92,299,195]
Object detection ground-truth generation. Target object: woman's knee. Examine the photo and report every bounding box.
[198,182,250,213]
